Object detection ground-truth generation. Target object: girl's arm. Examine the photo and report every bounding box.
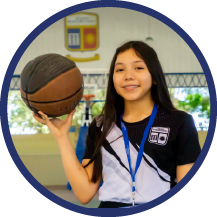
[33,110,101,204]
[176,163,194,183]
[58,136,101,204]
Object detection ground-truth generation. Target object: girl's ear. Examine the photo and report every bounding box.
[153,80,156,85]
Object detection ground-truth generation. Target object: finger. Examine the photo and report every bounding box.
[33,111,43,120]
[32,111,46,124]
[68,109,76,119]
[38,111,49,125]
[71,109,76,116]
[68,109,76,118]
[33,111,42,118]
[65,109,75,125]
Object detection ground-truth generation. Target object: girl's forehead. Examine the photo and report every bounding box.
[115,49,143,63]
[115,49,145,66]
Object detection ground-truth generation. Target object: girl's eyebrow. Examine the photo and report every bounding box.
[114,61,144,67]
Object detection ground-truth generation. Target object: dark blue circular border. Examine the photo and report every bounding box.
[1,1,216,217]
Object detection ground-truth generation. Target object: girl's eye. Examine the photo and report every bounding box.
[116,69,123,72]
[115,67,144,72]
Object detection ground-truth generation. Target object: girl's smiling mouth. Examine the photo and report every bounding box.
[123,85,140,91]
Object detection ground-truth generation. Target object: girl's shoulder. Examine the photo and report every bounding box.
[87,115,103,138]
[88,115,103,128]
[95,115,103,128]
[159,105,196,127]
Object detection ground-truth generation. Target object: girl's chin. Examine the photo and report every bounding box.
[123,97,141,101]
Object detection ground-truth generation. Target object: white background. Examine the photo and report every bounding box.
[0,0,216,217]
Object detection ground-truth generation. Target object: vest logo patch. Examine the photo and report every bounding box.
[148,127,170,146]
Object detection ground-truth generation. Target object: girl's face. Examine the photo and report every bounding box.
[113,48,154,102]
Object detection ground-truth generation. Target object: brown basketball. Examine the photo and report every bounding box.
[20,54,84,117]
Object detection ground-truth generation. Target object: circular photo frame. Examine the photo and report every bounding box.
[1,1,216,217]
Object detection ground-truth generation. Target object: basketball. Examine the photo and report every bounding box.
[20,54,84,117]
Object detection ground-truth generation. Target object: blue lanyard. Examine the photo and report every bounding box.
[120,103,158,206]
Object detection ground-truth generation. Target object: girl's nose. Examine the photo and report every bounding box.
[124,69,135,80]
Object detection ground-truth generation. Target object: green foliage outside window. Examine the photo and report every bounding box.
[177,93,210,119]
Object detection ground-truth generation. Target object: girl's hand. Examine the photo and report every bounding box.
[32,109,76,141]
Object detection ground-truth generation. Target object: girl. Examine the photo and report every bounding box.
[33,41,201,208]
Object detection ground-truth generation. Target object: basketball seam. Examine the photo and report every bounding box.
[21,84,84,103]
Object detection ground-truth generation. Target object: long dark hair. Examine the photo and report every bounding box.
[84,41,177,182]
